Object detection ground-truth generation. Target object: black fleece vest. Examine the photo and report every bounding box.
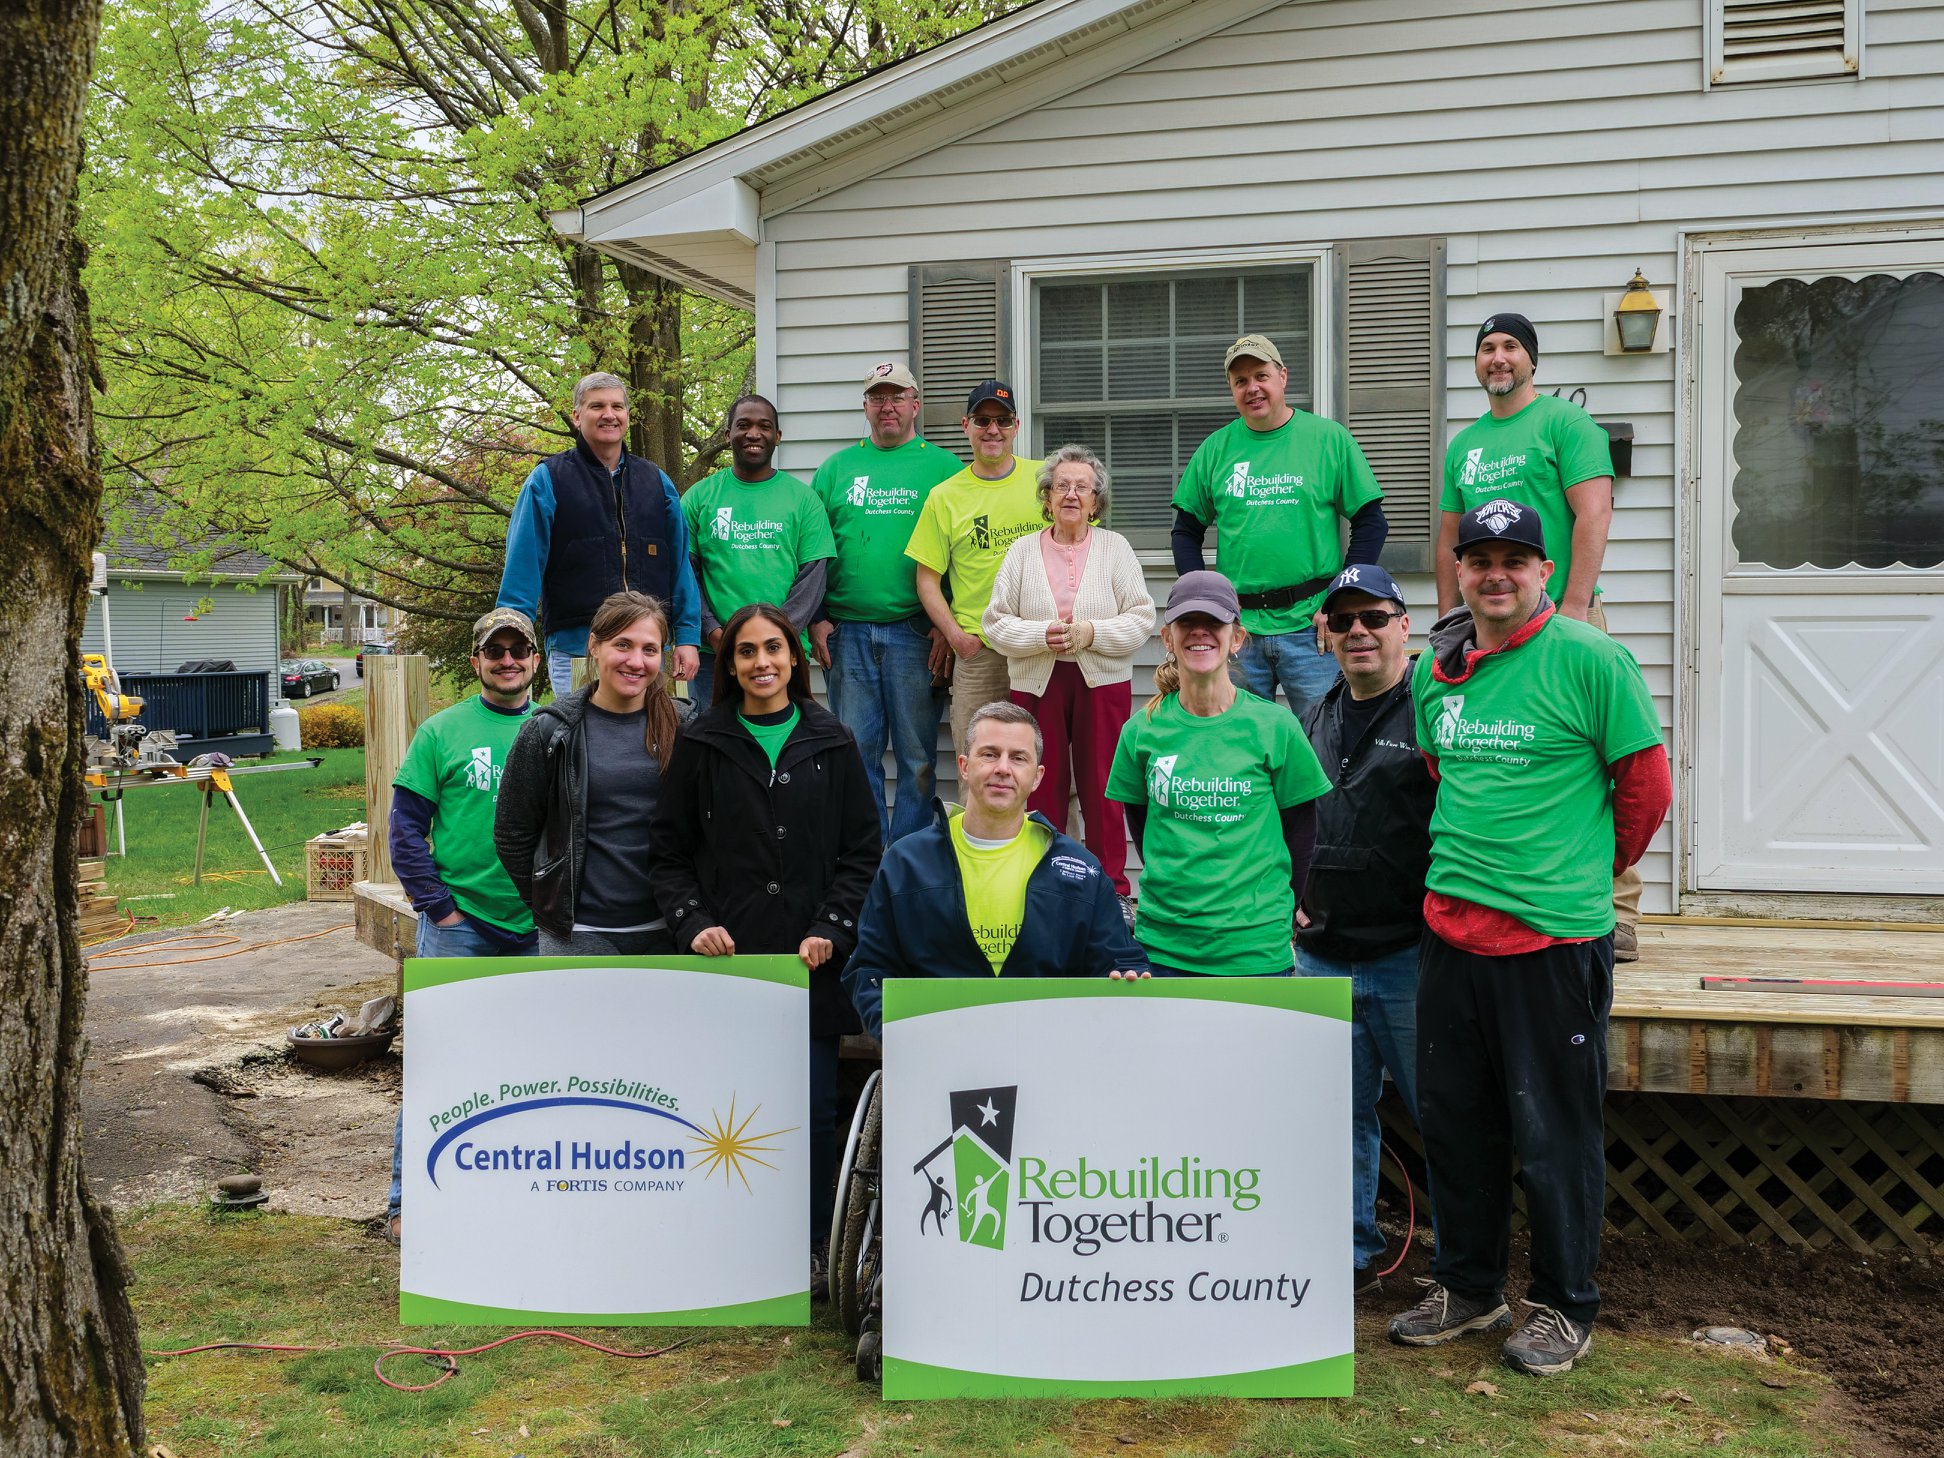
[540,443,675,631]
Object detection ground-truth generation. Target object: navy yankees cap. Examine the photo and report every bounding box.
[1320,564,1407,613]
[1453,498,1548,557]
[964,379,1017,416]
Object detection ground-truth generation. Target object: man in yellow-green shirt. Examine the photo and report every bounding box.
[906,379,1044,760]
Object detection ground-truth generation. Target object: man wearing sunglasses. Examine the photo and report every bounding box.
[1295,564,1435,1299]
[383,607,542,1240]
[906,379,1045,761]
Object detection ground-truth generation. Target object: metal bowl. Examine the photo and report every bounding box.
[286,1029,395,1071]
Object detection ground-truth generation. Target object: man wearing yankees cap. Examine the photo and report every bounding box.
[1389,498,1668,1377]
[1438,312,1644,960]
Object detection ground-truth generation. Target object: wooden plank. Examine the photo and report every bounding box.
[362,655,431,886]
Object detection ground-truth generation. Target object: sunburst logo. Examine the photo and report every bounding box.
[688,1095,796,1193]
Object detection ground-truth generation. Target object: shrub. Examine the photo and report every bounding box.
[300,702,365,749]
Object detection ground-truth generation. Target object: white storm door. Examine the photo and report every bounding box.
[1693,236,1944,894]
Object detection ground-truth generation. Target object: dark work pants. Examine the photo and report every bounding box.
[1416,927,1613,1326]
[811,1032,839,1248]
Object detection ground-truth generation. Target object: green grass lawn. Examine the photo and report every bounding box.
[126,1207,1852,1458]
[96,749,368,928]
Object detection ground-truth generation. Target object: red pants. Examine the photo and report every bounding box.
[1012,660,1131,895]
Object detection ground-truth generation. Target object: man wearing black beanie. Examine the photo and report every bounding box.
[1434,311,1642,961]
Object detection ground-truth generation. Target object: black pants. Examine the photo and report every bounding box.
[1416,927,1613,1326]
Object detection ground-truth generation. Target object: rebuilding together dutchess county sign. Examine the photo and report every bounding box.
[399,956,810,1326]
[882,978,1352,1398]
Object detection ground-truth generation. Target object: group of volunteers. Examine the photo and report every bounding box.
[384,311,1669,1381]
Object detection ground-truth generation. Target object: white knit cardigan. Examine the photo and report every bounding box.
[982,526,1157,696]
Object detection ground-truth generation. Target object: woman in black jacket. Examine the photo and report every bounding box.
[496,591,688,953]
[648,601,882,1268]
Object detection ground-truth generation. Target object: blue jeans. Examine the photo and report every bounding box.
[390,912,537,1219]
[826,616,945,844]
[689,651,716,714]
[1296,942,1421,1270]
[1235,629,1340,716]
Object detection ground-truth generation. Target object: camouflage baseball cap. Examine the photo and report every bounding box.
[472,607,537,650]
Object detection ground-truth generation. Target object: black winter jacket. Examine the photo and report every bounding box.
[1295,665,1437,961]
[647,698,882,1036]
[492,684,689,939]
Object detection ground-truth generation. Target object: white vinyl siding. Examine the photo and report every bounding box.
[762,0,1944,910]
[81,580,284,678]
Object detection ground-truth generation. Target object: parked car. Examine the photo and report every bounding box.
[280,659,340,698]
[356,641,396,678]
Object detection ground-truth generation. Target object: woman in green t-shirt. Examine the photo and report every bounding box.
[1106,571,1331,976]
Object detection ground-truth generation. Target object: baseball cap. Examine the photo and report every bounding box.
[1452,499,1548,557]
[473,607,537,651]
[964,379,1017,415]
[1163,570,1242,625]
[1224,333,1284,370]
[1321,564,1407,614]
[1475,312,1540,363]
[864,361,917,393]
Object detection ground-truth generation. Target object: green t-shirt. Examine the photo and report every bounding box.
[1441,394,1614,604]
[1106,692,1332,974]
[1412,613,1662,938]
[1172,412,1384,635]
[813,437,963,622]
[391,694,535,934]
[739,705,800,769]
[903,456,1044,635]
[948,811,1051,974]
[682,468,836,641]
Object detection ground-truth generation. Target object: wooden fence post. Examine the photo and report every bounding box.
[354,653,431,964]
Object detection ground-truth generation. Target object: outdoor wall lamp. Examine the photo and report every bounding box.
[1613,269,1663,352]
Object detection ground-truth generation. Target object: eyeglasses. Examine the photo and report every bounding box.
[1325,609,1404,633]
[478,641,535,661]
[969,414,1017,429]
[1053,484,1095,498]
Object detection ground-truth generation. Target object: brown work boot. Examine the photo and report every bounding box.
[1612,923,1638,962]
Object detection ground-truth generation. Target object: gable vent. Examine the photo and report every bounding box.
[1710,0,1858,86]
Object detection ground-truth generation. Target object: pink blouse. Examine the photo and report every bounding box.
[1038,527,1092,622]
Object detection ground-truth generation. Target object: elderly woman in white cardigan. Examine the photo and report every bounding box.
[983,444,1156,902]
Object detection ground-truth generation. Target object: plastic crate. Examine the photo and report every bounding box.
[305,824,370,902]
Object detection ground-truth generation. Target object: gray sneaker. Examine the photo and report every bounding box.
[1502,1303,1593,1375]
[1387,1279,1511,1346]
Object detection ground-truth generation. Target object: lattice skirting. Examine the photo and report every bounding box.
[1376,1091,1944,1255]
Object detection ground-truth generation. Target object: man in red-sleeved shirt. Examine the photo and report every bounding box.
[1389,498,1669,1377]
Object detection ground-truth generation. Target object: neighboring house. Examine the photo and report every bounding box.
[303,576,399,645]
[83,494,302,685]
[556,0,1944,921]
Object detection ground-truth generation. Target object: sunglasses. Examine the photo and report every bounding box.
[477,640,536,661]
[969,413,1017,429]
[1325,609,1403,633]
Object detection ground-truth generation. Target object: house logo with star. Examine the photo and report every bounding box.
[911,1085,1018,1251]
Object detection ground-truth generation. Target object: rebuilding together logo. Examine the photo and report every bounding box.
[913,1085,1310,1309]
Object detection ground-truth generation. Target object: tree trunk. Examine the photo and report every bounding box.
[341,581,357,651]
[0,0,148,1452]
[619,262,687,484]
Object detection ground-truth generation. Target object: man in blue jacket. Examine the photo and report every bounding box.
[846,702,1145,1039]
[498,372,702,692]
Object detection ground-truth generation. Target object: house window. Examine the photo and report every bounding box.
[1707,0,1859,88]
[1031,266,1314,539]
[1729,269,1944,570]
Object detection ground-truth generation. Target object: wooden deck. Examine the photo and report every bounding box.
[1612,918,1944,1104]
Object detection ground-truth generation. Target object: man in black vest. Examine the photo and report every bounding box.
[1294,563,1435,1297]
[498,372,702,691]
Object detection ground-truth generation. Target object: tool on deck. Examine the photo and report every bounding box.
[1700,976,1944,999]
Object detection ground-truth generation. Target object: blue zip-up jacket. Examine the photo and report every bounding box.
[497,450,701,658]
[844,801,1147,1039]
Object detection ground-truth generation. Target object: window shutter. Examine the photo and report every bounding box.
[1339,237,1443,575]
[1708,0,1858,86]
[909,262,1011,464]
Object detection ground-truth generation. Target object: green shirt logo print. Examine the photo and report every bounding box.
[1433,696,1466,752]
[464,745,493,792]
[971,514,991,550]
[847,476,870,507]
[1150,753,1179,808]
[713,505,734,540]
[1224,461,1251,499]
[1459,447,1484,486]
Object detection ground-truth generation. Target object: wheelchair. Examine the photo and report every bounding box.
[826,1067,884,1382]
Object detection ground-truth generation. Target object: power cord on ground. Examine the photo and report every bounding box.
[144,1330,693,1393]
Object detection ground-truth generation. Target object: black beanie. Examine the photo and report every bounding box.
[1476,312,1539,363]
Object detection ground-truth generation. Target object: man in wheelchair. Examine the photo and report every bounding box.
[844,700,1147,1041]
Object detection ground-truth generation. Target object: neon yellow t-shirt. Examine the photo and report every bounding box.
[903,457,1044,635]
[948,812,1051,974]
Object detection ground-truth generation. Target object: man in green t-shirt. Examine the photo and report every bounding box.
[1388,500,1668,1379]
[809,362,962,844]
[906,378,1044,761]
[1437,312,1641,958]
[384,606,541,1241]
[683,393,836,711]
[1172,332,1389,717]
